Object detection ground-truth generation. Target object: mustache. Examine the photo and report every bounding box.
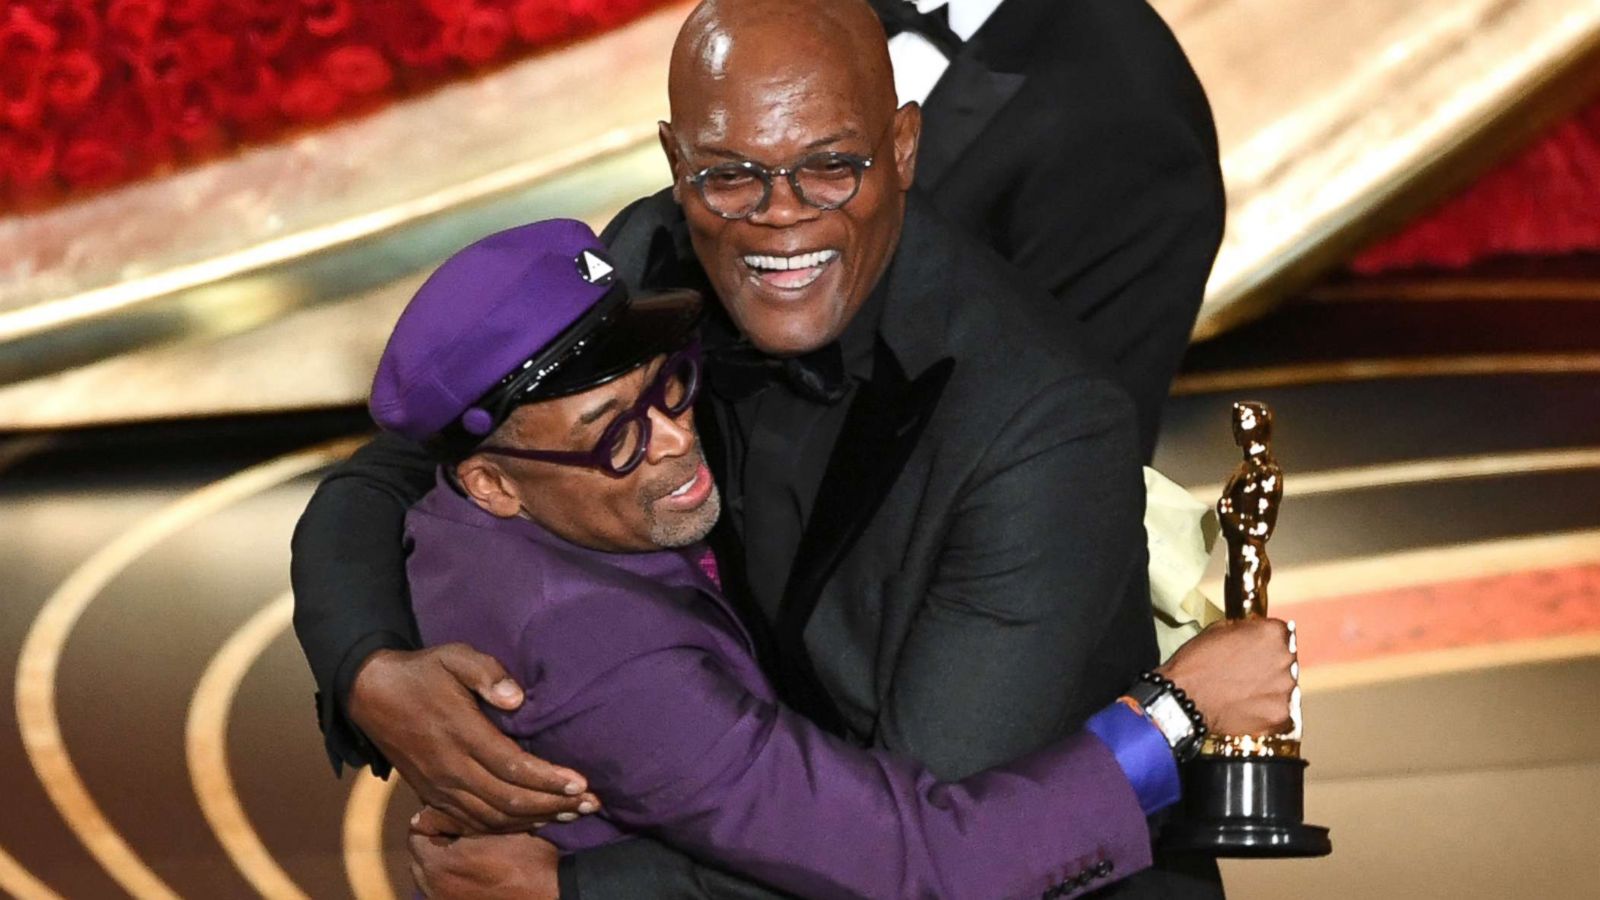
[640,444,708,503]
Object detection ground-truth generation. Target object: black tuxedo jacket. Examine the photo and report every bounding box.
[896,0,1226,460]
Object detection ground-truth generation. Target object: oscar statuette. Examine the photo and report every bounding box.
[1163,401,1332,857]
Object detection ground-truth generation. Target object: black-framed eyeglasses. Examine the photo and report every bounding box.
[677,123,894,220]
[475,343,702,478]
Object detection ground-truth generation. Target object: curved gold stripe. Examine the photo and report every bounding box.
[185,591,311,900]
[1186,446,1600,504]
[1171,352,1600,395]
[0,127,656,347]
[343,773,401,900]
[1303,632,1600,694]
[0,848,64,900]
[1200,527,1600,610]
[13,438,360,900]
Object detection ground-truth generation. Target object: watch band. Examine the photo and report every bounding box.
[1123,674,1208,762]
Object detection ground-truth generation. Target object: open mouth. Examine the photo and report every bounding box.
[741,249,840,291]
[657,462,713,510]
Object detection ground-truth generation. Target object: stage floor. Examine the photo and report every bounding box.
[3,267,1599,898]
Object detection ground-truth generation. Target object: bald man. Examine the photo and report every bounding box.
[292,1,1225,896]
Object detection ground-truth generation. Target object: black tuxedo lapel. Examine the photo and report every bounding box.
[916,48,1026,187]
[777,342,954,658]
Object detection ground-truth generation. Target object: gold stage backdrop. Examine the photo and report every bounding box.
[2,0,1599,429]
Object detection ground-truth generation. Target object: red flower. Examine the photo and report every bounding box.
[0,129,58,189]
[179,29,237,75]
[302,0,354,38]
[1,6,57,127]
[50,1,104,51]
[511,0,576,46]
[165,0,217,26]
[46,49,103,114]
[323,45,393,95]
[59,136,134,189]
[241,2,301,57]
[446,4,512,65]
[376,4,451,70]
[213,60,283,130]
[280,71,344,121]
[106,0,166,45]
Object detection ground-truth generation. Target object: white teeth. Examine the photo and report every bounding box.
[669,472,698,497]
[741,249,839,271]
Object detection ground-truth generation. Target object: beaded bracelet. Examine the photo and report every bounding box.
[1138,670,1210,745]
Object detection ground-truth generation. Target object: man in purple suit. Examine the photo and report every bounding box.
[372,219,1295,898]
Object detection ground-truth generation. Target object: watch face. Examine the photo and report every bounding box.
[1146,693,1195,747]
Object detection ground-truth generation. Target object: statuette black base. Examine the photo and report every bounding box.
[1162,756,1332,858]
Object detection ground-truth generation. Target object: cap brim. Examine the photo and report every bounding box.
[533,288,705,399]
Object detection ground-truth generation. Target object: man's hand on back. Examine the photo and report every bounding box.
[410,828,561,900]
[1158,618,1297,736]
[349,643,600,833]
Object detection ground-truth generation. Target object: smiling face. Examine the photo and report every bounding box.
[662,0,919,357]
[455,357,721,553]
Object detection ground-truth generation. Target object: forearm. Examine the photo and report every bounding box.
[531,645,1151,900]
[290,432,435,771]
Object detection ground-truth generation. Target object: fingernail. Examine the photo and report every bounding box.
[493,680,521,699]
[578,801,598,814]
[563,781,583,795]
[410,813,420,825]
[557,812,578,822]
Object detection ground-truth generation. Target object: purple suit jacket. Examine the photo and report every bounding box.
[406,476,1152,899]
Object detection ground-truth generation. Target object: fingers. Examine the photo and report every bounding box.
[436,643,525,710]
[473,731,588,798]
[412,806,469,838]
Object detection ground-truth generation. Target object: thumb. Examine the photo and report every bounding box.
[437,644,525,710]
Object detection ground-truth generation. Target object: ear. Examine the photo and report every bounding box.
[659,121,684,205]
[891,102,922,191]
[455,457,524,519]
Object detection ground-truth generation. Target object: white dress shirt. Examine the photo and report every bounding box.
[886,0,1007,104]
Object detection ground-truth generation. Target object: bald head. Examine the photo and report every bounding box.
[658,0,919,358]
[668,0,898,130]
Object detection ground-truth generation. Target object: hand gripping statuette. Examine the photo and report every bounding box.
[1164,402,1332,857]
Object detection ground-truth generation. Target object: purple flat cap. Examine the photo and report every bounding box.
[370,219,701,446]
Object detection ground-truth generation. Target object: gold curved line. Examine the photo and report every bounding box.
[0,848,64,900]
[1303,632,1600,694]
[1171,352,1600,395]
[14,437,361,900]
[0,126,656,345]
[1199,527,1600,610]
[185,591,312,900]
[1185,445,1600,503]
[343,773,402,900]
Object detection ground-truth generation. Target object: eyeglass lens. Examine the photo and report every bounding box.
[602,351,701,474]
[699,154,863,218]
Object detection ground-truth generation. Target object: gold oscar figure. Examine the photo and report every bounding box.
[1164,401,1332,857]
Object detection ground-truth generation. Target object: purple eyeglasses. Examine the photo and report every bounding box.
[475,342,702,478]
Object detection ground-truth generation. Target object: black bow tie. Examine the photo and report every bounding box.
[707,341,851,405]
[873,0,962,59]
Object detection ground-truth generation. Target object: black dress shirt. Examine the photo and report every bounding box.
[712,283,888,625]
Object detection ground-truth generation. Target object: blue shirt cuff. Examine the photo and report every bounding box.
[1085,702,1182,816]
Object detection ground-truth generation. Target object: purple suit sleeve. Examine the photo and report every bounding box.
[519,644,1153,900]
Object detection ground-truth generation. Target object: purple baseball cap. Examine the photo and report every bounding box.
[370,218,702,448]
